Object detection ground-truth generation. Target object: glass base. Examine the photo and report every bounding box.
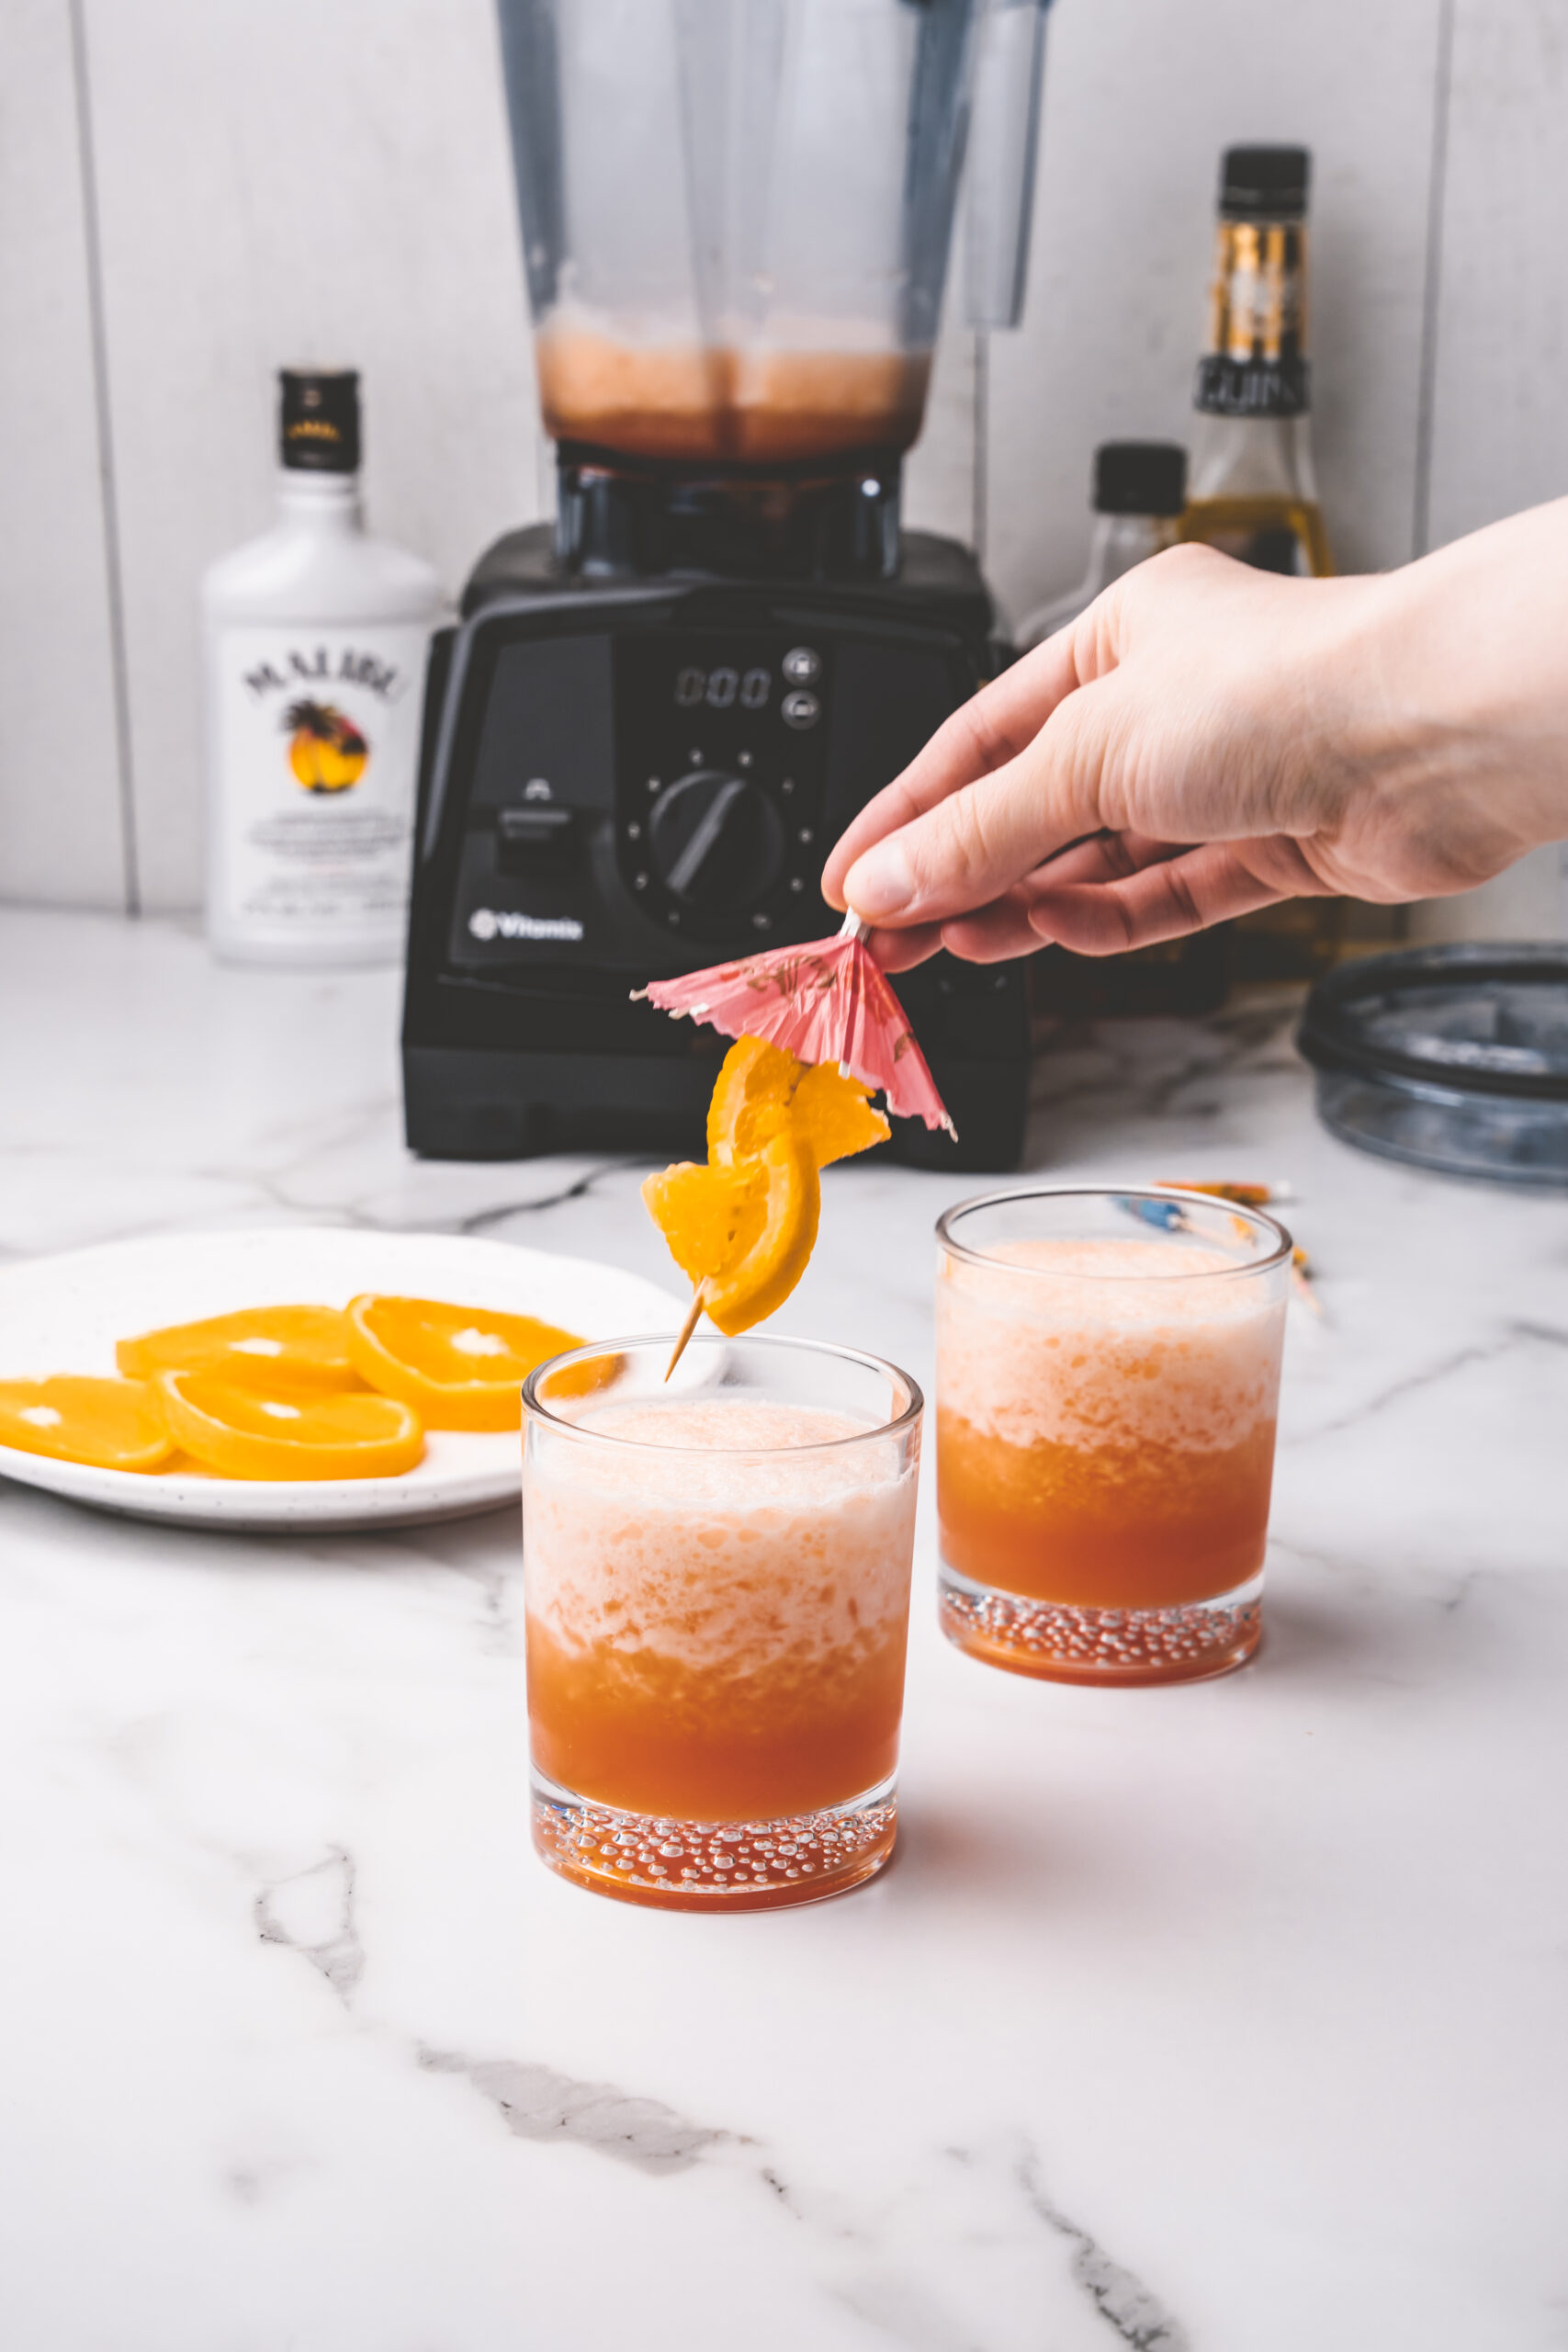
[530,1766,897,1910]
[939,1561,1263,1686]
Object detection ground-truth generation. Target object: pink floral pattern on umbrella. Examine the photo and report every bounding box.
[635,916,956,1136]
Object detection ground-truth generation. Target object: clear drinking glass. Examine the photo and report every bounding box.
[522,1332,922,1907]
[935,1187,1292,1684]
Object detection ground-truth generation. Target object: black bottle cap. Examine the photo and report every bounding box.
[1220,144,1311,220]
[279,368,360,472]
[1093,442,1188,517]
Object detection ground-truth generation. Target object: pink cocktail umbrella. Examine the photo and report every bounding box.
[635,913,956,1136]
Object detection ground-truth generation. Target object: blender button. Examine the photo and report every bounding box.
[783,647,821,685]
[782,691,820,729]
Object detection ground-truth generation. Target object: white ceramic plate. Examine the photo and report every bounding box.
[0,1227,684,1532]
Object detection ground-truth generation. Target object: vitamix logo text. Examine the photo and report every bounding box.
[468,909,584,944]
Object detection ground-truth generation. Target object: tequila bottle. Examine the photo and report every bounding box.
[1181,148,1346,978]
[1179,146,1332,580]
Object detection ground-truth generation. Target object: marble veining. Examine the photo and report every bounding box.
[420,2051,727,2176]
[1,908,1566,2351]
[256,1846,366,2003]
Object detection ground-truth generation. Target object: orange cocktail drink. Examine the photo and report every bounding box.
[936,1188,1291,1684]
[523,1334,921,1908]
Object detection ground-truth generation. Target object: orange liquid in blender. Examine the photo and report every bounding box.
[525,1399,916,1822]
[937,1238,1284,1613]
[536,325,931,464]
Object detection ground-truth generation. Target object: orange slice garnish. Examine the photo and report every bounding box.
[787,1060,891,1168]
[117,1305,358,1389]
[345,1295,586,1430]
[647,1038,880,1348]
[0,1375,174,1473]
[706,1035,801,1159]
[154,1369,423,1481]
[640,1157,765,1287]
[706,1035,888,1170]
[702,1132,820,1336]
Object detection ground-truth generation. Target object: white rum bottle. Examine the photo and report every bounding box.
[202,369,443,966]
[1179,146,1332,579]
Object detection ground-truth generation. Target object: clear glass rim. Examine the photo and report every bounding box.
[935,1183,1292,1283]
[521,1330,924,1453]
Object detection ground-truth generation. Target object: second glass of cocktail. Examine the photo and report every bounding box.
[936,1187,1291,1685]
[523,1333,921,1908]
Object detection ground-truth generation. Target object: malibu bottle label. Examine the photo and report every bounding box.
[211,625,429,942]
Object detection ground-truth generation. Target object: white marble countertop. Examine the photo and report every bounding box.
[2,905,1564,2351]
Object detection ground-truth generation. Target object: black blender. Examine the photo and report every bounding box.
[403,0,1052,1170]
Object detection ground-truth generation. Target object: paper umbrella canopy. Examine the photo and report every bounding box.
[635,915,956,1137]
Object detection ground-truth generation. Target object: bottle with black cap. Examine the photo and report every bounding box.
[201,369,442,966]
[1015,441,1188,647]
[1179,145,1333,578]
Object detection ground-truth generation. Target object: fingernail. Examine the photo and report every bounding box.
[844,839,913,920]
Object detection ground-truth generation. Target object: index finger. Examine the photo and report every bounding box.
[819,624,1089,910]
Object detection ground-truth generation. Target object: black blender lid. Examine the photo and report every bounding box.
[1299,942,1568,1103]
[1092,442,1187,517]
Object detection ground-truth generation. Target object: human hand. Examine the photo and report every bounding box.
[821,514,1568,971]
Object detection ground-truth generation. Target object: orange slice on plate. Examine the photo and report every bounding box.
[703,1132,820,1336]
[154,1370,423,1481]
[0,1375,175,1474]
[117,1305,358,1390]
[345,1295,586,1430]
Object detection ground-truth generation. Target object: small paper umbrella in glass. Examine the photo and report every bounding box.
[635,913,955,1372]
[635,913,956,1136]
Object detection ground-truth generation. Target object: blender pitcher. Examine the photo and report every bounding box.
[496,0,1050,469]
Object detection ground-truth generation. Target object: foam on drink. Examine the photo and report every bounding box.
[939,1236,1283,1455]
[527,1397,913,1669]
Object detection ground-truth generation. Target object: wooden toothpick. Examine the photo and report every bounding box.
[664,1286,706,1381]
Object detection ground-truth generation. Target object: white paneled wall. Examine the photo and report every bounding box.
[1410,0,1568,942]
[2,0,1566,916]
[0,0,127,906]
[78,0,544,910]
[1425,0,1568,550]
[987,0,1446,620]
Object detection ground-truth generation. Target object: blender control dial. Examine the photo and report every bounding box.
[647,769,787,917]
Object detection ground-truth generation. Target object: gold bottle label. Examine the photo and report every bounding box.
[1197,219,1309,418]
